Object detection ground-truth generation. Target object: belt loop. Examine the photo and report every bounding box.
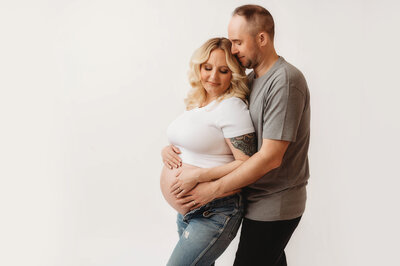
[237,193,242,209]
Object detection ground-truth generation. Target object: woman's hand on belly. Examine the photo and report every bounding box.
[170,167,202,198]
[160,164,200,215]
[161,145,182,169]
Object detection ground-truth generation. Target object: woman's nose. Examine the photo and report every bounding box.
[210,70,219,81]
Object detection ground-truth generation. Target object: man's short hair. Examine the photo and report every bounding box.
[233,5,275,41]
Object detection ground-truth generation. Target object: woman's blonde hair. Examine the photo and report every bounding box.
[184,37,249,110]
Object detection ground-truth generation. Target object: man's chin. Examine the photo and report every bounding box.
[238,60,251,69]
[243,61,253,69]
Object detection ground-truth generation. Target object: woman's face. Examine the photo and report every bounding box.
[200,49,232,99]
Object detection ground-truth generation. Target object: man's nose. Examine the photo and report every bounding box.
[231,45,238,54]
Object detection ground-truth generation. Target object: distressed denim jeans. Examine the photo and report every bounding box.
[167,193,244,266]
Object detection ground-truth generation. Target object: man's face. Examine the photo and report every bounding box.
[228,15,259,69]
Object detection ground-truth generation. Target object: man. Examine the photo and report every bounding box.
[163,5,310,265]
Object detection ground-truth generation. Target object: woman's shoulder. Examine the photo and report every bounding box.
[218,96,248,110]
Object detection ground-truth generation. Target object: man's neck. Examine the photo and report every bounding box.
[254,50,279,78]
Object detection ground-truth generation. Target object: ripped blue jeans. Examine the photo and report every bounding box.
[167,193,244,266]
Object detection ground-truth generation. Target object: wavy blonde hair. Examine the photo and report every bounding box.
[184,37,249,110]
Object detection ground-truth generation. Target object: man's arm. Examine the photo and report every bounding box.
[171,133,257,197]
[177,138,289,209]
[196,133,257,182]
[216,138,289,194]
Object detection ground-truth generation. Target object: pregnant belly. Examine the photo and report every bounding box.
[160,163,199,215]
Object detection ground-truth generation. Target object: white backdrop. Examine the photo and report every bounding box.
[1,0,400,265]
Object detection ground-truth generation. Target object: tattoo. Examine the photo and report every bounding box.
[230,133,257,156]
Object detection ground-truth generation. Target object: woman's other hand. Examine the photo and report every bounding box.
[170,167,202,197]
[161,144,182,169]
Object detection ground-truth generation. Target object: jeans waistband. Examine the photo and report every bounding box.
[183,193,242,220]
[205,193,242,209]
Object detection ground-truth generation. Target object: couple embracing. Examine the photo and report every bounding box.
[160,5,310,266]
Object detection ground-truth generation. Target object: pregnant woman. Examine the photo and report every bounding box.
[160,37,256,266]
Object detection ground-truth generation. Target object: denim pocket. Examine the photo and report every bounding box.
[202,202,238,228]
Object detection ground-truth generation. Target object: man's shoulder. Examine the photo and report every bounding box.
[270,59,308,94]
[273,59,304,79]
[278,59,307,85]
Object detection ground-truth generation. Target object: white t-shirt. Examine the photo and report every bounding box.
[167,97,255,168]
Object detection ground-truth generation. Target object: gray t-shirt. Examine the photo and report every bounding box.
[245,56,310,221]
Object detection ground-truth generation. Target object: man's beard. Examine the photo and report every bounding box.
[242,58,256,69]
[244,59,253,69]
[237,55,256,69]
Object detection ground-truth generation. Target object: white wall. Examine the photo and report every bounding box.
[1,0,399,265]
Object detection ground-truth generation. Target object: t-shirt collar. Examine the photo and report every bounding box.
[250,56,284,84]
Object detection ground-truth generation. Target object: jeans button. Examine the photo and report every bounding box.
[203,211,210,217]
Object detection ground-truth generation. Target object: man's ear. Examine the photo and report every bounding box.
[258,32,269,47]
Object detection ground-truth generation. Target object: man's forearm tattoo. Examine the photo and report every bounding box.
[230,133,257,156]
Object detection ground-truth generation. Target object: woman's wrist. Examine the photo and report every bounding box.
[197,168,208,183]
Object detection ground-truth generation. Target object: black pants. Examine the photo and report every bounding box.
[233,216,302,266]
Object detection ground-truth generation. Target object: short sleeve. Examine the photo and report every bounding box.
[262,77,305,142]
[216,97,255,138]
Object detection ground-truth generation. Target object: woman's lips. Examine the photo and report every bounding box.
[207,81,220,86]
